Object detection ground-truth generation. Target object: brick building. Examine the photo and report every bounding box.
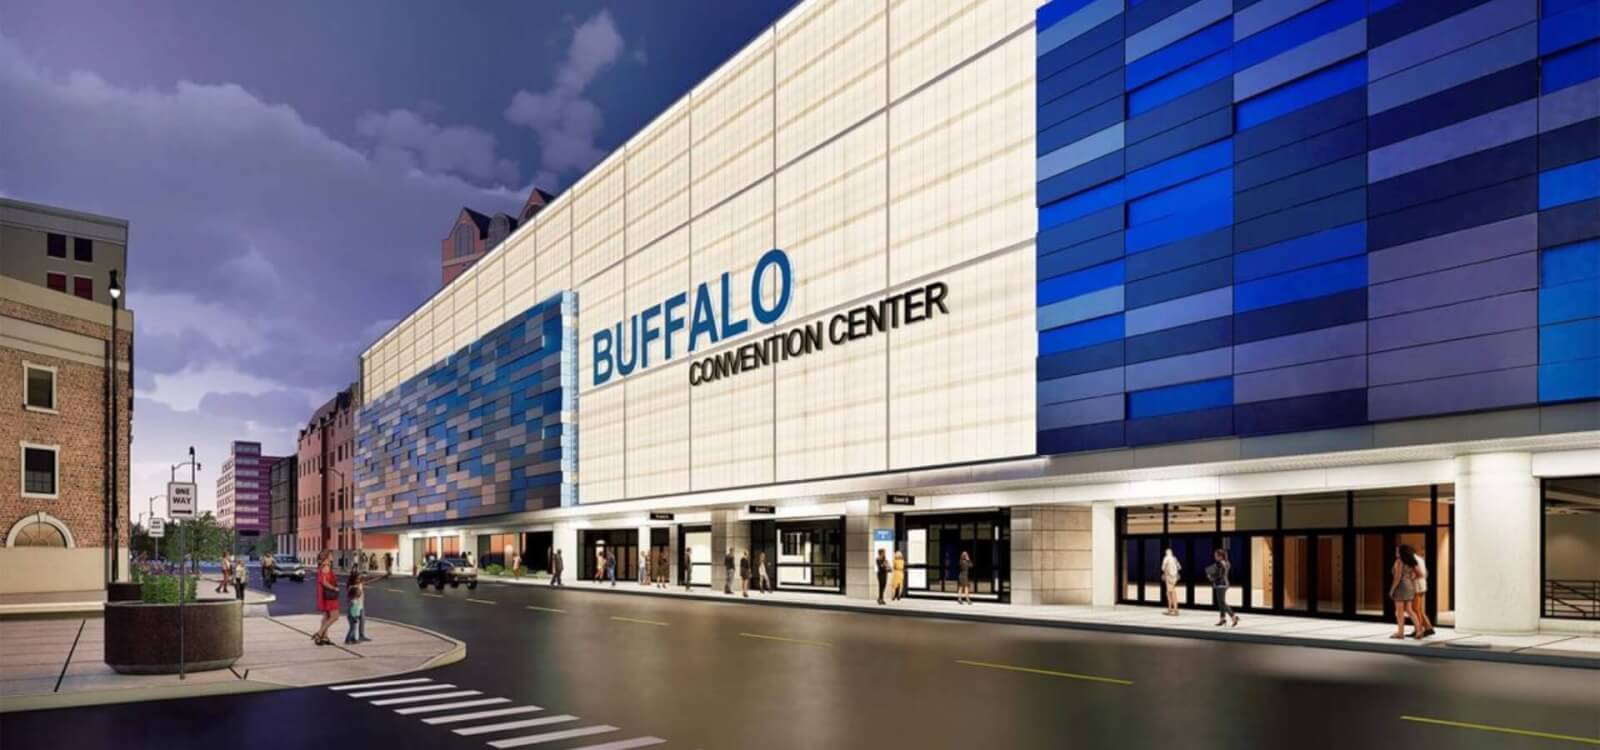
[439,188,552,286]
[269,455,297,557]
[0,199,132,602]
[296,385,394,565]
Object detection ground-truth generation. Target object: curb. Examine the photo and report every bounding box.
[0,618,466,714]
[510,581,1600,671]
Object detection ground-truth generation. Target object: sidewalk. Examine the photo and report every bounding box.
[0,585,463,712]
[481,575,1600,669]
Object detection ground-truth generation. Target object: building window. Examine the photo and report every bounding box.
[453,225,475,258]
[1543,475,1600,620]
[73,237,93,263]
[47,233,66,258]
[23,363,57,412]
[5,513,74,548]
[72,276,93,301]
[21,443,59,498]
[47,273,67,293]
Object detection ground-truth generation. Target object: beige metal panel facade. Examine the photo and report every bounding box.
[362,0,1040,504]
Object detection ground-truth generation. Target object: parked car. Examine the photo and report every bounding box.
[266,555,307,583]
[417,558,478,591]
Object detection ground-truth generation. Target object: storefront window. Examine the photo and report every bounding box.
[1353,485,1432,527]
[1282,492,1347,529]
[1543,476,1600,619]
[1221,497,1276,531]
[1122,506,1163,534]
[1167,503,1217,533]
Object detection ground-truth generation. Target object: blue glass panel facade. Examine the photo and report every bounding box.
[1036,0,1600,455]
[355,293,578,527]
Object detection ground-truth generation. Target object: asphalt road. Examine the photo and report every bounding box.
[4,568,1597,749]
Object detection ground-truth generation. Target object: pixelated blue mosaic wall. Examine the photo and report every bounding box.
[355,292,578,527]
[1035,0,1600,454]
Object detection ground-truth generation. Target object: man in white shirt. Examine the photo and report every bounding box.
[1412,554,1435,636]
[1161,548,1181,616]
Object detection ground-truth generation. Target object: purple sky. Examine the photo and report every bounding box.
[0,0,794,515]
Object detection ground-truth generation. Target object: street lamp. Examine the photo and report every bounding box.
[170,446,199,681]
[107,270,122,583]
[326,466,346,570]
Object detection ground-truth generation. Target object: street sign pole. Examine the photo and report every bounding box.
[170,447,199,681]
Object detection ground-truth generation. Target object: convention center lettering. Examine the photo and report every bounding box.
[591,248,949,388]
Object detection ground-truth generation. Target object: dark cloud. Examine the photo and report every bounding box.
[196,390,317,430]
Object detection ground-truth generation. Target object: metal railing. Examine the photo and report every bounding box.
[1544,579,1600,619]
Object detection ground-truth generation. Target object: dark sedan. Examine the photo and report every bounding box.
[417,558,478,591]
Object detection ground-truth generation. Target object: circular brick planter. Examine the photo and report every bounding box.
[103,599,242,674]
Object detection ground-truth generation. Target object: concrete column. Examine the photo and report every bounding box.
[709,510,748,594]
[1454,452,1541,634]
[552,522,579,580]
[1091,500,1116,607]
[1011,507,1092,605]
[845,498,891,602]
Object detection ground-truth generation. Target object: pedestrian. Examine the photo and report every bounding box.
[684,546,695,591]
[757,551,772,594]
[313,551,339,646]
[656,549,670,589]
[595,548,606,583]
[891,550,906,600]
[216,552,232,594]
[344,568,389,644]
[551,549,565,586]
[605,549,617,587]
[957,550,973,605]
[1161,547,1181,616]
[261,553,276,590]
[1412,551,1435,638]
[1207,548,1239,627]
[384,552,393,575]
[639,550,649,585]
[723,548,735,595]
[876,549,890,605]
[739,551,751,598]
[233,556,248,602]
[1389,545,1422,640]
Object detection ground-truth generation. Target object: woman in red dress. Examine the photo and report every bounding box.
[313,550,339,646]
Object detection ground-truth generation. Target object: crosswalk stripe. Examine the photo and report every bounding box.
[394,697,510,715]
[569,738,667,750]
[422,706,544,726]
[489,725,618,749]
[328,677,431,691]
[453,714,576,736]
[370,690,481,706]
[348,683,456,698]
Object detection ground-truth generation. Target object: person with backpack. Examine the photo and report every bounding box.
[1207,548,1239,627]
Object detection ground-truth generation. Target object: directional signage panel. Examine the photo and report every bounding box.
[167,482,197,519]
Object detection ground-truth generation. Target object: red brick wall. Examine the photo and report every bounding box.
[0,298,131,557]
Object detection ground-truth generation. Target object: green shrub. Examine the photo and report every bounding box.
[484,564,505,576]
[139,574,198,604]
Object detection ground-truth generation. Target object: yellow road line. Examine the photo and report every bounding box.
[955,659,1132,686]
[525,605,565,613]
[609,616,669,627]
[1401,715,1600,745]
[739,632,831,647]
[465,598,496,605]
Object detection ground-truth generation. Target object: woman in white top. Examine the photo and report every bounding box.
[1412,553,1435,638]
[1161,548,1181,616]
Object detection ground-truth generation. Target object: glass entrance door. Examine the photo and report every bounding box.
[901,512,1010,602]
